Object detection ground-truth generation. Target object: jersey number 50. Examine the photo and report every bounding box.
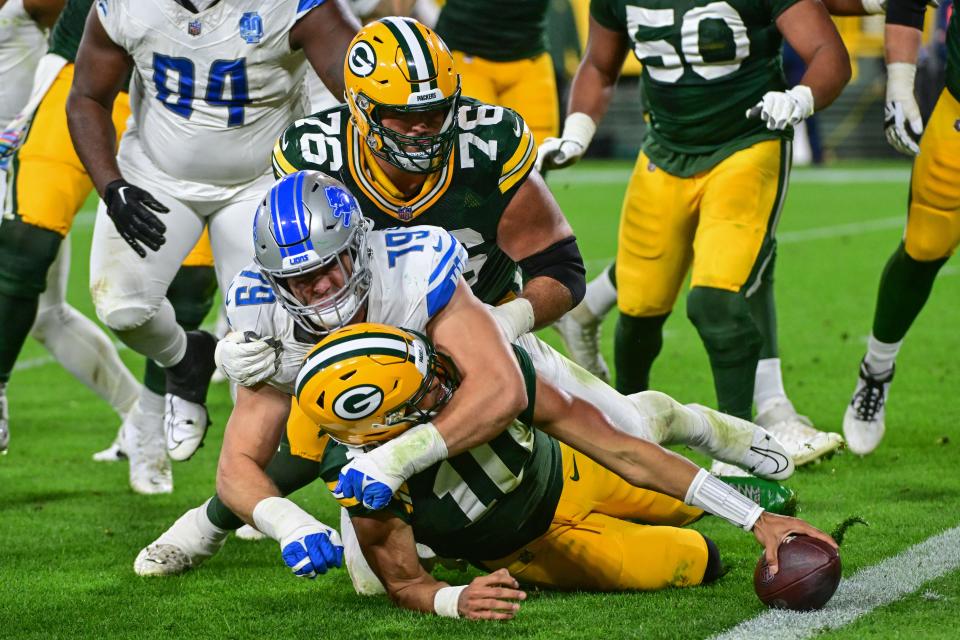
[153,53,251,126]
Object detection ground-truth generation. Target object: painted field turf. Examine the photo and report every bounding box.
[1,161,957,639]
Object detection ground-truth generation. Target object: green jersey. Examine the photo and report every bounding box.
[273,97,538,305]
[48,0,93,62]
[591,0,799,176]
[947,10,960,101]
[435,0,550,62]
[318,344,564,563]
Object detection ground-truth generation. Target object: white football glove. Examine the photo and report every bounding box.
[883,63,923,157]
[252,497,343,578]
[747,85,815,131]
[535,112,596,172]
[213,331,281,386]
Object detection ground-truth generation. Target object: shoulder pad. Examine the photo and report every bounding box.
[456,100,535,195]
[273,106,349,177]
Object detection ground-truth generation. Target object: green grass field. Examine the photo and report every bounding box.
[2,161,959,639]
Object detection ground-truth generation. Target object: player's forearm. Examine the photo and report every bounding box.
[520,276,575,329]
[433,372,526,455]
[567,61,618,126]
[216,451,283,524]
[797,41,851,110]
[885,23,923,64]
[65,93,123,195]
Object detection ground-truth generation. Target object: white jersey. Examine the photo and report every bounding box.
[0,0,47,123]
[96,0,320,186]
[225,226,468,395]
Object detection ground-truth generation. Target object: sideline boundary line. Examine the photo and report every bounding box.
[710,525,960,640]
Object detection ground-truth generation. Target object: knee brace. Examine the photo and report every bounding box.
[686,287,762,367]
[0,217,62,298]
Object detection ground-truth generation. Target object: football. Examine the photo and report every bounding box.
[754,535,842,611]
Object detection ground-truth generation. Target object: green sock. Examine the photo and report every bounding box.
[872,243,947,344]
[686,287,761,421]
[614,313,669,394]
[747,252,779,360]
[0,292,39,384]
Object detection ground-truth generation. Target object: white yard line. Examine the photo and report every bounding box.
[549,167,911,186]
[710,525,960,640]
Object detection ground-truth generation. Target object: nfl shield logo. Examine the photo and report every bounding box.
[239,12,263,44]
[397,206,414,221]
[187,19,201,36]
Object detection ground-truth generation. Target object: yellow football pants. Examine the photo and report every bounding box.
[452,51,559,145]
[8,63,213,265]
[904,89,960,261]
[616,140,789,317]
[484,444,709,591]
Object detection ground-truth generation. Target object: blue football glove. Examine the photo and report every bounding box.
[280,524,344,579]
[334,456,399,511]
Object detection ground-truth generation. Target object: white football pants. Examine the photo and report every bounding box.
[89,136,274,367]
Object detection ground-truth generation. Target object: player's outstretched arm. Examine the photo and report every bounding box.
[219,384,344,578]
[290,0,362,99]
[536,17,629,172]
[352,512,525,620]
[66,4,130,194]
[532,377,837,572]
[494,171,584,337]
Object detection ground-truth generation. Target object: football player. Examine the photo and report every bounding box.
[66,0,360,462]
[290,322,836,618]
[269,17,584,346]
[843,0,960,454]
[0,0,217,496]
[134,171,795,578]
[537,0,852,467]
[434,0,559,146]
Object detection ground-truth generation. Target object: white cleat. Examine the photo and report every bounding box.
[134,503,228,577]
[552,301,610,383]
[843,360,893,456]
[92,423,127,462]
[756,399,843,467]
[235,524,267,541]
[134,544,196,577]
[124,410,173,495]
[0,383,9,454]
[164,394,210,462]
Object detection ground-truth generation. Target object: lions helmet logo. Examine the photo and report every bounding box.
[333,385,384,421]
[348,41,376,78]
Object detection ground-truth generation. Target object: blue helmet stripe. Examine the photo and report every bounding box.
[270,177,290,258]
[293,171,314,253]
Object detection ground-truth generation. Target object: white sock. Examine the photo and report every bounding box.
[754,358,788,416]
[864,336,901,377]
[583,265,618,318]
[138,388,165,417]
[32,303,141,417]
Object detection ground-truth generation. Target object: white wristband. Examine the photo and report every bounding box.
[368,422,449,480]
[861,0,885,14]
[685,469,764,531]
[560,112,597,150]
[490,297,535,342]
[252,496,315,542]
[434,585,467,618]
[886,63,918,102]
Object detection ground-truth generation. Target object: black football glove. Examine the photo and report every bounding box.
[103,179,169,258]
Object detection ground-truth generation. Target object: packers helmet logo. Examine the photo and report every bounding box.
[332,384,384,421]
[348,41,377,78]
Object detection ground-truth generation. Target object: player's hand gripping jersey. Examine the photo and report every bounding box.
[224,225,467,395]
[271,97,537,305]
[591,0,800,176]
[96,0,320,186]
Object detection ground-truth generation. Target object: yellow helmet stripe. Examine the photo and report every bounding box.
[381,17,437,94]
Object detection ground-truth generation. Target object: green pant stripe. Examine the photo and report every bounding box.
[743,139,791,297]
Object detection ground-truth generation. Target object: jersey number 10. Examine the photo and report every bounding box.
[153,53,251,126]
